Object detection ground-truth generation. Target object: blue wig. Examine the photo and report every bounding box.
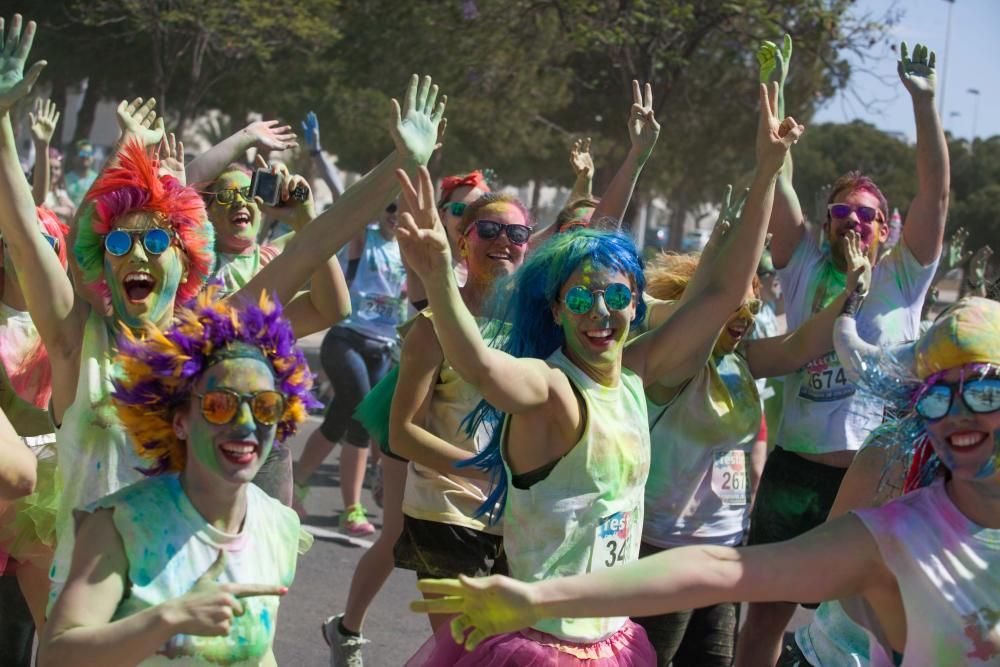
[458,229,647,523]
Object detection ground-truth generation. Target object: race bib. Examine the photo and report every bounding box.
[591,509,637,572]
[355,293,405,325]
[712,450,748,506]
[798,350,855,402]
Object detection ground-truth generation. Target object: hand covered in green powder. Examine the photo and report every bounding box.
[968,245,993,284]
[163,551,286,637]
[0,15,46,113]
[757,35,791,117]
[898,42,937,100]
[394,165,452,281]
[412,575,542,651]
[389,74,447,165]
[943,227,972,271]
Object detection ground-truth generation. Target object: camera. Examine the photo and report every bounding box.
[250,169,309,207]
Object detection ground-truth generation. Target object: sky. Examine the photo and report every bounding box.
[813,0,998,142]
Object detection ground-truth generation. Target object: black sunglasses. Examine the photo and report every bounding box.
[464,220,532,245]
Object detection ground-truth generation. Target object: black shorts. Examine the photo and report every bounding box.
[747,447,848,608]
[394,514,507,580]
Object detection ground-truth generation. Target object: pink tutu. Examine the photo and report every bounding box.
[406,618,655,666]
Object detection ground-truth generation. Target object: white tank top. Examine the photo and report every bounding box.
[853,479,1000,665]
[81,474,308,666]
[643,352,760,547]
[50,310,146,595]
[401,311,500,534]
[502,348,649,642]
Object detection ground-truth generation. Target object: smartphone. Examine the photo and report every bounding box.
[250,169,281,207]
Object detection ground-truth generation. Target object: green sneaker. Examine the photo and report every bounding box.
[339,504,374,536]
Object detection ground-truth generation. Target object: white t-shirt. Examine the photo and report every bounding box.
[854,479,1000,665]
[778,230,936,454]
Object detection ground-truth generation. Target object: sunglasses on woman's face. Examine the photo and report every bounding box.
[440,201,467,217]
[214,186,253,206]
[563,282,633,315]
[916,377,1000,421]
[828,204,878,224]
[466,220,532,246]
[736,298,762,316]
[195,389,286,426]
[104,228,173,257]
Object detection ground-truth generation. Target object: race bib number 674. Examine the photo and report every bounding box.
[798,350,855,402]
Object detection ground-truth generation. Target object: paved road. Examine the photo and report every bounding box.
[273,415,431,666]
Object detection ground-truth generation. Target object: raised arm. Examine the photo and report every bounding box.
[185,120,297,186]
[29,97,58,205]
[624,84,803,387]
[302,111,345,198]
[898,43,948,266]
[758,36,804,268]
[0,16,87,413]
[389,315,488,479]
[566,137,594,203]
[232,75,443,312]
[0,407,36,500]
[394,165,554,415]
[413,512,889,650]
[589,81,659,226]
[744,230,871,378]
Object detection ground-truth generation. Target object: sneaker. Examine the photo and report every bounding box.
[371,465,384,509]
[322,613,368,667]
[339,504,375,536]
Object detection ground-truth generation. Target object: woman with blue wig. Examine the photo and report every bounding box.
[400,81,803,666]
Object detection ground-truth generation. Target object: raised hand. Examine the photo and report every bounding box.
[389,74,447,166]
[301,111,320,152]
[253,154,312,227]
[0,15,46,113]
[968,245,994,284]
[116,97,165,148]
[29,97,59,144]
[157,132,185,184]
[943,227,972,271]
[412,576,541,651]
[394,165,451,279]
[163,551,287,637]
[897,42,936,100]
[628,80,660,163]
[569,137,594,179]
[699,184,748,265]
[757,34,792,117]
[243,119,297,153]
[756,83,804,176]
[844,230,872,294]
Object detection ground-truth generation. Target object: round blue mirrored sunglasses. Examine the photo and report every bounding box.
[563,283,633,315]
[104,228,173,257]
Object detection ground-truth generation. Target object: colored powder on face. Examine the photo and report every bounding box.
[974,430,1000,480]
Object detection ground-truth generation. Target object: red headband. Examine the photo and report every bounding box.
[439,171,490,204]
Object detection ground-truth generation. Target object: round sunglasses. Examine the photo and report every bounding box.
[194,389,286,426]
[563,282,633,315]
[915,377,1000,421]
[105,228,174,257]
[215,186,253,206]
[440,201,467,217]
[828,204,878,224]
[465,220,532,246]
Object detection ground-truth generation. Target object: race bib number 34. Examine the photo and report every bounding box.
[591,509,637,572]
[712,450,748,506]
[798,350,855,402]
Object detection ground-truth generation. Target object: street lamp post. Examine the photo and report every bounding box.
[939,0,956,117]
[968,88,981,146]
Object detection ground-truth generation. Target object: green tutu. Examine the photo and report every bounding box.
[0,441,61,566]
[353,364,404,460]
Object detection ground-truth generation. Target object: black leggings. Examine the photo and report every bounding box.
[318,326,394,447]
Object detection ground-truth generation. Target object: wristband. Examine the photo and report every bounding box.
[841,286,866,318]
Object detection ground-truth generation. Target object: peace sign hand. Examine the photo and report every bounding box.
[162,551,287,637]
[756,83,805,176]
[628,80,660,163]
[898,42,937,100]
[394,166,452,281]
[0,15,46,113]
